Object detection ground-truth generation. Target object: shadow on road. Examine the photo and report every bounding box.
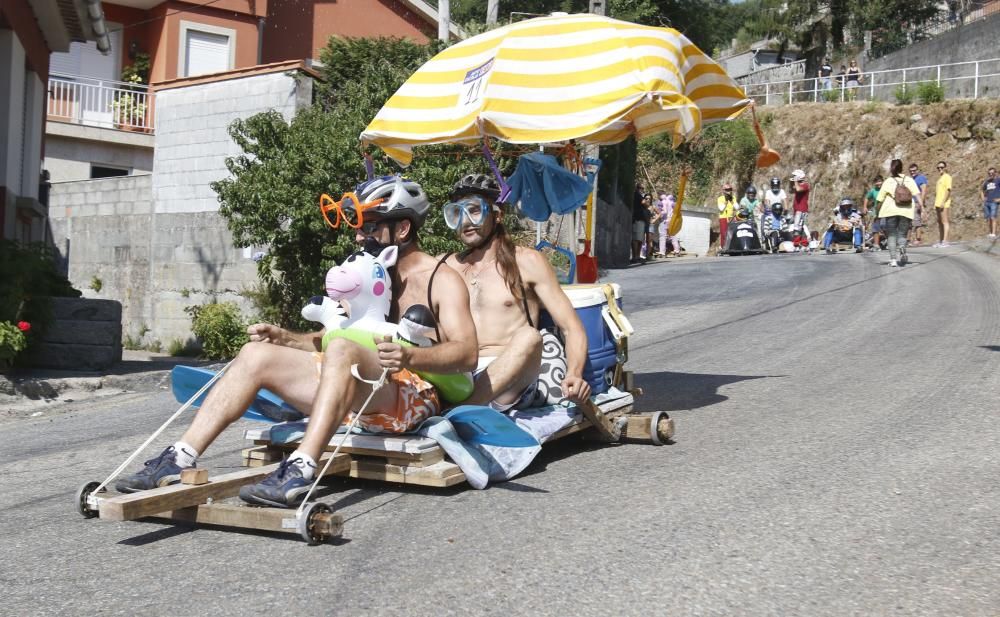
[634,370,780,412]
[980,345,1000,352]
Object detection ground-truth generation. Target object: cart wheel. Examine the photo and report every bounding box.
[298,502,334,545]
[648,411,674,446]
[75,481,103,519]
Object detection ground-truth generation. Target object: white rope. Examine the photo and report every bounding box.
[92,359,236,496]
[295,365,389,518]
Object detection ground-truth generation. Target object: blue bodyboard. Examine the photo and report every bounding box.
[444,405,540,448]
[170,365,305,424]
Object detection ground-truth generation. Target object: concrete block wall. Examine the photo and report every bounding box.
[864,12,1000,100]
[153,72,307,215]
[48,70,314,346]
[22,298,123,370]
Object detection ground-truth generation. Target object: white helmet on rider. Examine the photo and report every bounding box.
[354,175,431,230]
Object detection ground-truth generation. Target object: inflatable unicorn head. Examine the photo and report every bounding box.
[301,245,398,338]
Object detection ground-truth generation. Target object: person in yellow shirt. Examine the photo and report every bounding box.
[933,160,952,247]
[717,183,736,250]
[876,158,921,267]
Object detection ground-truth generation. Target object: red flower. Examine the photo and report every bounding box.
[16,321,30,332]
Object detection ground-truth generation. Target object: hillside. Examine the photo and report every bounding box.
[758,100,1000,240]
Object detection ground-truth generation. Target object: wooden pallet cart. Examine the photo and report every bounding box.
[76,377,673,544]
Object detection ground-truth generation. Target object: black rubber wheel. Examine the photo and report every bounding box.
[298,502,334,545]
[75,481,102,519]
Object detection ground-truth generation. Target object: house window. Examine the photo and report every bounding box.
[90,164,130,179]
[179,21,236,77]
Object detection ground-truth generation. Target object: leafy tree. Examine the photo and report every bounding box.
[212,37,511,329]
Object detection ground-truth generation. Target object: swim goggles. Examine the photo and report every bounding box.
[443,195,494,230]
[319,192,384,230]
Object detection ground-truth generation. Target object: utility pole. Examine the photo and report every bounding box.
[439,0,450,42]
[487,0,498,25]
[589,0,606,16]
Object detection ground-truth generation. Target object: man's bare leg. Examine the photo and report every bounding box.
[295,338,397,462]
[467,326,542,407]
[180,342,319,454]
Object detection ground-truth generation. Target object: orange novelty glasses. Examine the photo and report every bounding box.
[318,192,385,230]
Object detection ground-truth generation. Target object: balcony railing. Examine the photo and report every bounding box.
[47,73,155,133]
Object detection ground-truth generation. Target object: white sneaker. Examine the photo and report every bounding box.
[931,242,942,248]
[989,234,997,239]
[889,260,898,267]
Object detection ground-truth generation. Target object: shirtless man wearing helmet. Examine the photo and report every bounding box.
[114,176,478,507]
[441,173,592,410]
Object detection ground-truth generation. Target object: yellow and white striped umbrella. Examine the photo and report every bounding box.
[361,13,752,166]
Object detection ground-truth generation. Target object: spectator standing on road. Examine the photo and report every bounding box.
[790,169,811,241]
[933,161,952,247]
[717,183,736,252]
[818,58,833,93]
[845,60,863,101]
[981,167,1000,239]
[644,193,660,260]
[862,176,884,251]
[908,163,929,246]
[631,187,649,263]
[658,192,681,257]
[876,158,920,267]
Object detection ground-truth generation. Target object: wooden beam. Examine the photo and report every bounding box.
[99,454,351,522]
[180,468,208,485]
[146,503,343,538]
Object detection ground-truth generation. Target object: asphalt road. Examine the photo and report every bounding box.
[3,244,998,616]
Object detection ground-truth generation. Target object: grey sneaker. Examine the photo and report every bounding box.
[238,458,312,508]
[115,446,192,493]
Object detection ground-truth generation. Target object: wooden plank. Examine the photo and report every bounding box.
[146,503,343,538]
[99,453,351,522]
[180,468,208,485]
[338,459,466,487]
[244,429,439,455]
[241,446,284,462]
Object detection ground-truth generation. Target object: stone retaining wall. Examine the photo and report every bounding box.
[23,297,122,370]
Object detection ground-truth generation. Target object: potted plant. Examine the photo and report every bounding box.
[111,53,151,131]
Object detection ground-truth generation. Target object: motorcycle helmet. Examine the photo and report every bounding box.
[746,185,757,198]
[791,169,807,182]
[771,203,784,218]
[770,177,781,190]
[838,197,855,216]
[354,175,431,229]
[450,173,501,201]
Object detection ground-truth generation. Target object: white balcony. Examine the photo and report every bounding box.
[47,73,155,133]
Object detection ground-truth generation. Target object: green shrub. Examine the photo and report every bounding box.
[0,321,28,368]
[167,338,199,357]
[822,89,841,103]
[862,100,880,114]
[185,302,248,360]
[894,84,914,105]
[916,81,945,104]
[0,241,81,346]
[90,276,103,293]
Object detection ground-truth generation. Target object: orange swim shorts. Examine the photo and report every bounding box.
[313,353,440,434]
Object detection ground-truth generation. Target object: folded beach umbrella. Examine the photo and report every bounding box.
[361,13,756,165]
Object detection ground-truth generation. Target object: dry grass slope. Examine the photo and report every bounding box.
[760,100,1000,240]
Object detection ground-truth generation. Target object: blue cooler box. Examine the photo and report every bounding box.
[540,283,624,395]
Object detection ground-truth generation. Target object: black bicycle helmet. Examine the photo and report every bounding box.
[354,175,431,229]
[450,173,501,201]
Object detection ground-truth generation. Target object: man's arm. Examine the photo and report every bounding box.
[247,324,324,352]
[521,249,591,403]
[393,267,478,374]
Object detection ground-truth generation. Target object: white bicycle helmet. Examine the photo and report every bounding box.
[354,175,431,228]
[791,169,807,182]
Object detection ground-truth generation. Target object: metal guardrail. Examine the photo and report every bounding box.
[47,72,155,132]
[743,57,1000,105]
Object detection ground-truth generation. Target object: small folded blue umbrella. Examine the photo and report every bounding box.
[506,152,593,222]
